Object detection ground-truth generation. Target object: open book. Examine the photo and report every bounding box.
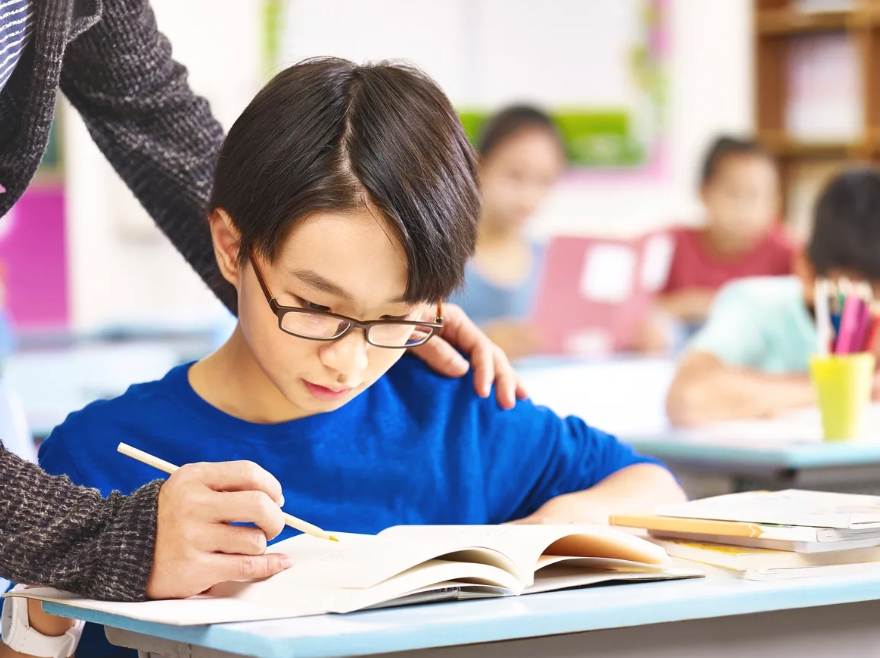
[8,525,698,626]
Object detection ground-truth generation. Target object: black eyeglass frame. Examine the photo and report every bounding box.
[250,254,443,348]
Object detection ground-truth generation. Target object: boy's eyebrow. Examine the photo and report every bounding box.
[287,269,408,304]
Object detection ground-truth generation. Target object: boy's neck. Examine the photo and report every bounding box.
[188,326,313,424]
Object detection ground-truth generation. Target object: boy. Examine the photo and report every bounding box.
[12,59,683,658]
[666,168,880,427]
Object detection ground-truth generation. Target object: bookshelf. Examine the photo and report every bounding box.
[755,0,880,235]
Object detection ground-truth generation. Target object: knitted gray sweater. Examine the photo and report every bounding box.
[0,0,233,601]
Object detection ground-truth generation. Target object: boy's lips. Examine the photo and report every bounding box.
[303,380,352,401]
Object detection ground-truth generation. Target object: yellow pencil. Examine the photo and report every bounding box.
[117,442,338,542]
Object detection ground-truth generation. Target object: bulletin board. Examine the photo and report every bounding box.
[0,115,69,330]
[275,0,669,174]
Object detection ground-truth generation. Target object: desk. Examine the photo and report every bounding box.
[43,572,880,657]
[518,359,880,497]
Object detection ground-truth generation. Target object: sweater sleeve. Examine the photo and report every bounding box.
[0,441,160,601]
[57,0,236,312]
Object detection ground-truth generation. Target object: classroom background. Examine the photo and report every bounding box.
[2,0,875,491]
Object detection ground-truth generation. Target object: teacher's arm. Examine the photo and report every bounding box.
[58,0,235,311]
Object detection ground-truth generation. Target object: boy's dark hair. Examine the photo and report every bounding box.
[209,58,480,303]
[477,105,563,159]
[700,136,773,186]
[808,168,880,280]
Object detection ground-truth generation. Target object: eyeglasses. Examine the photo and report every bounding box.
[250,254,443,348]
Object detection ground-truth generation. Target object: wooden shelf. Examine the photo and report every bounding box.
[760,137,870,157]
[756,9,856,35]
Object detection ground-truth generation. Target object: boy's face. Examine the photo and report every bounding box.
[701,153,780,248]
[215,208,432,417]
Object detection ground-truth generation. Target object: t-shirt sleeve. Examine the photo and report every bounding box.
[688,281,767,367]
[475,397,668,523]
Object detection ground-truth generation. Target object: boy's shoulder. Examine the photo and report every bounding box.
[46,364,189,444]
[714,275,802,310]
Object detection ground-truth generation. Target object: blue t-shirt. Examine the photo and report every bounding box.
[689,275,816,374]
[451,243,544,326]
[34,357,662,658]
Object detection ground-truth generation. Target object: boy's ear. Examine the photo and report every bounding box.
[209,208,242,287]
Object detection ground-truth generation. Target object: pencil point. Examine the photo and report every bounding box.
[329,535,339,542]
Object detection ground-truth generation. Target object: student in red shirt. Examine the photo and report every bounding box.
[658,137,794,327]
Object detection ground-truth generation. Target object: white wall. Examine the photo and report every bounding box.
[63,0,753,329]
[534,0,754,237]
[63,0,264,330]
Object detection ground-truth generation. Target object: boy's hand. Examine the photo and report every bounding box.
[507,494,611,526]
[409,303,527,409]
[146,462,292,599]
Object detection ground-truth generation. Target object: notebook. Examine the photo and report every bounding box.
[652,538,880,571]
[532,231,674,355]
[655,490,880,529]
[6,525,699,626]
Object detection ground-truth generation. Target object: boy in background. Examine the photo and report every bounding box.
[666,168,880,427]
[658,137,793,328]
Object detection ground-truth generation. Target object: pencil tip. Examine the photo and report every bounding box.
[329,535,339,542]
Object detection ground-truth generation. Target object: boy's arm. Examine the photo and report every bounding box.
[656,288,716,323]
[478,399,685,524]
[58,0,234,311]
[511,463,685,525]
[666,351,815,427]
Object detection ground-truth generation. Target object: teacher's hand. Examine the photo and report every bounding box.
[145,462,291,599]
[409,303,527,409]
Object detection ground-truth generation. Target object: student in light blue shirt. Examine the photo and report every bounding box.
[666,168,880,427]
[451,106,564,361]
[27,59,684,658]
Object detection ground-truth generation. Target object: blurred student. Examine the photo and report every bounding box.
[452,106,566,361]
[666,168,880,427]
[658,137,793,328]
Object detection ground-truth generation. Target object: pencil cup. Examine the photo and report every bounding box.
[809,354,875,441]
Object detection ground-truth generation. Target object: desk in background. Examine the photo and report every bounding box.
[43,571,880,658]
[518,358,880,498]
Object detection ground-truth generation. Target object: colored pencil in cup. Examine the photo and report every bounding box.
[117,443,338,542]
[815,278,832,356]
[867,302,880,354]
[835,287,862,355]
[851,283,873,353]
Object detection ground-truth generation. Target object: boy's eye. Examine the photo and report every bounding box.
[381,314,410,322]
[296,297,331,313]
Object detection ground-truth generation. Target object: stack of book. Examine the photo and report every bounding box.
[612,490,880,581]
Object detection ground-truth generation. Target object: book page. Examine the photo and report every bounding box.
[264,532,518,589]
[215,559,523,614]
[379,525,669,585]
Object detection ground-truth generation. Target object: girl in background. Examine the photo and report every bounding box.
[453,106,566,361]
[658,136,793,329]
